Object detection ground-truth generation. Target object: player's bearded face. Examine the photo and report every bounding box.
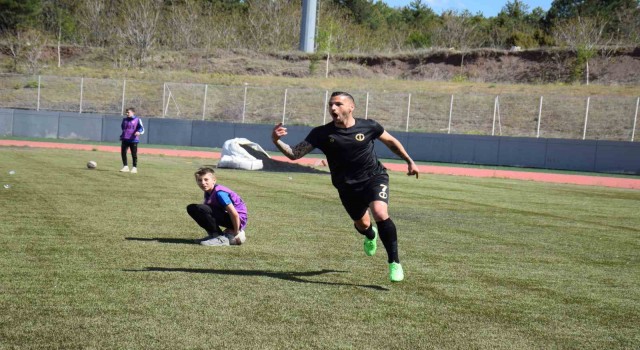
[329,96,355,126]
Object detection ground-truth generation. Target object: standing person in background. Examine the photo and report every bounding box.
[271,91,419,282]
[120,107,144,173]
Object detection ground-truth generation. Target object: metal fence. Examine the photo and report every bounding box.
[1,73,638,141]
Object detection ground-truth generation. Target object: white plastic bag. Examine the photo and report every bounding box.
[217,138,270,170]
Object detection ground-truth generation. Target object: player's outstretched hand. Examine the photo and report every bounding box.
[272,123,288,142]
[407,162,419,179]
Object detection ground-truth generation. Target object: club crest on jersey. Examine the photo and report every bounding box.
[355,133,365,141]
[329,137,335,143]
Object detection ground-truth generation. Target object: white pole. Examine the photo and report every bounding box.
[492,95,498,136]
[405,93,411,132]
[325,53,329,79]
[364,92,370,119]
[448,94,454,134]
[242,86,248,123]
[282,88,288,125]
[583,96,590,140]
[79,77,84,113]
[37,75,41,111]
[202,84,208,121]
[323,90,328,124]
[121,79,126,115]
[162,83,166,117]
[631,97,639,142]
[164,89,171,117]
[537,96,543,138]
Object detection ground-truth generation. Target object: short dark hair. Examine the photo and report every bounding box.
[194,166,215,178]
[126,107,135,113]
[330,91,355,106]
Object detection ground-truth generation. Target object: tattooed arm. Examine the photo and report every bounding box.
[272,123,314,160]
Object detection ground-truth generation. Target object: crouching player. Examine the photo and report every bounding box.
[187,167,248,246]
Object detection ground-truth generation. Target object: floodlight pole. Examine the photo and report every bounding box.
[299,0,317,53]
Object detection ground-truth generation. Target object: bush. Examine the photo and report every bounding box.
[506,31,538,49]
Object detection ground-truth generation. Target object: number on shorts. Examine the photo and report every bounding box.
[378,184,388,199]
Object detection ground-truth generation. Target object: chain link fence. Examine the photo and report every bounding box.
[1,73,638,141]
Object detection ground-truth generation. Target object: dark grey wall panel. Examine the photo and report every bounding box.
[102,116,123,142]
[191,121,235,148]
[58,112,103,141]
[497,137,547,168]
[407,133,452,162]
[451,135,500,164]
[235,124,276,150]
[2,108,639,175]
[230,123,297,153]
[0,108,13,136]
[545,139,597,172]
[13,110,59,138]
[101,115,149,143]
[594,141,640,174]
[374,131,408,160]
[147,119,192,146]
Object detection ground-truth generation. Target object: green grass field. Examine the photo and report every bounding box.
[1,147,639,349]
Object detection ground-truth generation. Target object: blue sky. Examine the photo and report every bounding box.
[381,0,553,17]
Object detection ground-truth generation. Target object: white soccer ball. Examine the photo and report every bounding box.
[225,230,246,245]
[87,161,97,169]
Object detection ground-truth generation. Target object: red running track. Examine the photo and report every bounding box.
[2,139,639,190]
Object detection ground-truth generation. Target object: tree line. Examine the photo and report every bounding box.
[1,0,638,73]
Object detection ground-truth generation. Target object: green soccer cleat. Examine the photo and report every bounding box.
[364,226,377,256]
[389,262,404,282]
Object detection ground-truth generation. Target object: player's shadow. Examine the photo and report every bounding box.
[125,237,197,245]
[125,267,389,291]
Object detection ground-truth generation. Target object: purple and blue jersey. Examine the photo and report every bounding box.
[120,116,144,142]
[204,184,248,229]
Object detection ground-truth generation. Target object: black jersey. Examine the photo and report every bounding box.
[305,118,387,189]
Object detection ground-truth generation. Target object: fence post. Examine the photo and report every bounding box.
[121,79,126,115]
[79,77,84,114]
[323,90,328,124]
[364,92,370,119]
[582,96,590,140]
[537,96,543,138]
[492,95,498,136]
[447,94,454,134]
[202,84,208,121]
[162,83,166,117]
[405,93,411,132]
[632,97,639,142]
[242,85,248,123]
[37,75,41,111]
[282,88,288,125]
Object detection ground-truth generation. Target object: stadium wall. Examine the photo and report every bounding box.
[1,109,638,175]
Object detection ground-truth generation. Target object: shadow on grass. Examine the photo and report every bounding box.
[125,237,197,245]
[125,266,389,291]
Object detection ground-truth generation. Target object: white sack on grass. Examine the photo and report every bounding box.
[217,138,270,170]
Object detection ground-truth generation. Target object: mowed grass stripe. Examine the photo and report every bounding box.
[0,147,638,349]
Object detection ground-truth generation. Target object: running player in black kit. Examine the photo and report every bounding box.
[272,91,419,282]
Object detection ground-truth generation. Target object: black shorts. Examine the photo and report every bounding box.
[337,173,390,221]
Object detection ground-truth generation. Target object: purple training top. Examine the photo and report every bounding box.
[204,184,248,229]
[120,116,144,142]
